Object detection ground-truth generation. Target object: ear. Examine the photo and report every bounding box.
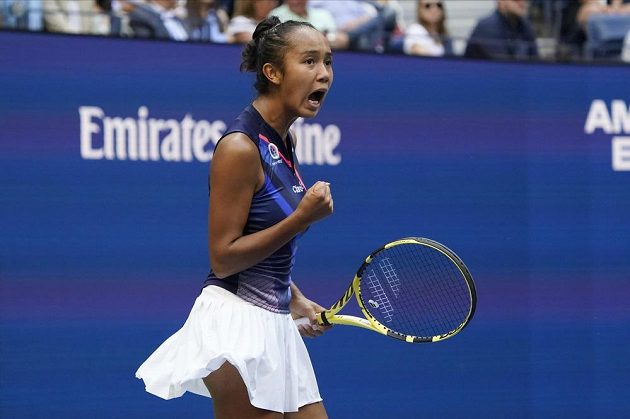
[262,62,282,86]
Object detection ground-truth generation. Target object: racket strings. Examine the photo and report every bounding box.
[362,243,471,338]
[405,245,470,336]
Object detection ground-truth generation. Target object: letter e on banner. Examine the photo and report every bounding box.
[612,136,630,171]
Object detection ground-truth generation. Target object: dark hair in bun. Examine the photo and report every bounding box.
[241,16,316,95]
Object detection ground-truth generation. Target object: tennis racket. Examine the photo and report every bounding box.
[295,237,476,343]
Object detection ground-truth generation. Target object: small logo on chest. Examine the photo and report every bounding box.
[292,185,305,193]
[268,143,280,160]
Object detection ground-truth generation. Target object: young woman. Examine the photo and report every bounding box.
[136,16,334,419]
[403,0,453,56]
[226,0,279,43]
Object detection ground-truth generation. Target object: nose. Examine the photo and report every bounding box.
[317,62,331,84]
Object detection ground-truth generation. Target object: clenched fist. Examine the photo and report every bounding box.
[294,181,333,226]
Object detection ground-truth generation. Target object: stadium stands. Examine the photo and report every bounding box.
[0,0,628,62]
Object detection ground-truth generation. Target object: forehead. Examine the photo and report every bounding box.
[285,27,330,55]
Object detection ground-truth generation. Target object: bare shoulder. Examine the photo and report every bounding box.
[214,132,258,161]
[211,132,263,190]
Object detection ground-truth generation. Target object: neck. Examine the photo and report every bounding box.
[425,22,439,34]
[252,95,297,141]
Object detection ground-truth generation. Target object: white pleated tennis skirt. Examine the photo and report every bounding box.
[135,285,322,413]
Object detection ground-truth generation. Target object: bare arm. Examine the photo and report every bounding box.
[209,133,333,278]
[290,282,331,338]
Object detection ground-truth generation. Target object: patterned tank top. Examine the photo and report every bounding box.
[203,105,307,313]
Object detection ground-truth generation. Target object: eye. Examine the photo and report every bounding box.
[325,58,333,66]
[305,58,315,65]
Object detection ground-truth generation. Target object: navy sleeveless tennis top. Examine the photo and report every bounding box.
[203,105,307,313]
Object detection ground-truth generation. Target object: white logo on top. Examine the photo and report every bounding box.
[268,143,280,160]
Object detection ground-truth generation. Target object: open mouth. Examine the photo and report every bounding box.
[307,89,327,107]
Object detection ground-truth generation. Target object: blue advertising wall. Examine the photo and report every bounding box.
[1,31,629,418]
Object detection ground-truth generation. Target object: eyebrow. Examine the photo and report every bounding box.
[300,50,333,57]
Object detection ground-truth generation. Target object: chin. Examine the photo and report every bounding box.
[300,108,320,119]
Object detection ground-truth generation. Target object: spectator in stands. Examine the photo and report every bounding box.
[577,0,630,25]
[1,0,43,31]
[268,0,349,49]
[226,0,278,43]
[309,0,386,51]
[187,0,230,42]
[43,0,108,34]
[465,0,539,60]
[570,0,630,59]
[91,0,135,36]
[104,0,136,37]
[129,0,190,41]
[557,0,590,60]
[403,0,453,56]
[376,0,406,32]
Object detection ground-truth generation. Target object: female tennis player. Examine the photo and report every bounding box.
[136,16,334,419]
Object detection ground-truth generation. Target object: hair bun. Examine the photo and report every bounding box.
[252,16,282,44]
[241,16,282,73]
[240,18,316,94]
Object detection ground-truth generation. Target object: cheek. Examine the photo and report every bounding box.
[284,72,303,90]
[282,74,307,101]
[286,68,309,89]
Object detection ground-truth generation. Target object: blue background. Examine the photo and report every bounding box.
[1,31,629,418]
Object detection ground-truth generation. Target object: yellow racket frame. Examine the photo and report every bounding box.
[315,237,476,343]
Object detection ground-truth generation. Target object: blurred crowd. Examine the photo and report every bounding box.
[1,0,630,62]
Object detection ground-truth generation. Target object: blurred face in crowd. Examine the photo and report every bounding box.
[417,0,444,28]
[498,0,528,18]
[255,0,279,20]
[286,0,308,16]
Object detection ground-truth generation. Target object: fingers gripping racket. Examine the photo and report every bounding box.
[296,237,476,343]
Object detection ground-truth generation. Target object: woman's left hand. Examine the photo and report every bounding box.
[290,296,332,338]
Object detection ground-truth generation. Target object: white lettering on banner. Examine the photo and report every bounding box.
[79,106,225,163]
[79,108,342,165]
[80,106,105,159]
[584,100,630,172]
[293,118,341,166]
[585,100,630,134]
[612,137,630,171]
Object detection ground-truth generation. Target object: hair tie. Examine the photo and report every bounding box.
[259,21,282,44]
